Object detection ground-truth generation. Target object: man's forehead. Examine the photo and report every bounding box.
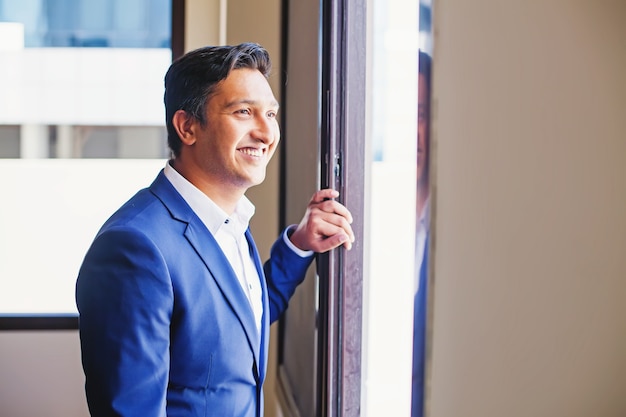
[211,72,279,107]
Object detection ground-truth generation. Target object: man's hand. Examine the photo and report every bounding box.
[289,189,355,252]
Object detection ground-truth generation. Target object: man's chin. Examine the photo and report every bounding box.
[245,173,267,189]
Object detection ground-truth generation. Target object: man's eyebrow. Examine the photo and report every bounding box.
[224,99,280,109]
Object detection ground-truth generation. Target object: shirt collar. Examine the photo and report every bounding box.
[163,161,255,236]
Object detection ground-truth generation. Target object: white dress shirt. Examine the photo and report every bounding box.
[164,162,263,334]
[415,197,430,294]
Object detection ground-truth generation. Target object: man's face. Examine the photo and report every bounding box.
[191,68,280,193]
[417,72,430,187]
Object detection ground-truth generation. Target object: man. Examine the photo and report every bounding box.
[76,43,355,417]
[412,49,432,417]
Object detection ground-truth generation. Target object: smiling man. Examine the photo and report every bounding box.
[76,43,355,417]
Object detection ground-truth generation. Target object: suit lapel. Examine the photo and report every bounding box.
[149,170,261,365]
[246,228,269,382]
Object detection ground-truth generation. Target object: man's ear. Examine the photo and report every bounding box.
[172,110,197,146]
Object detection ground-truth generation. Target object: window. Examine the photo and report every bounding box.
[277,0,433,416]
[0,0,172,326]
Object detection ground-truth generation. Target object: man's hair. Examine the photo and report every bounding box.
[418,50,432,118]
[164,43,273,157]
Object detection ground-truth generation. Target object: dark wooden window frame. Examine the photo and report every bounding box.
[0,315,78,331]
[316,0,366,414]
[277,0,367,414]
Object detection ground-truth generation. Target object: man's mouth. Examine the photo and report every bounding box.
[239,147,264,157]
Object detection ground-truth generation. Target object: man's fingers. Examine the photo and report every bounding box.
[294,189,356,253]
[310,188,340,204]
[309,189,353,224]
[310,217,355,252]
[310,191,353,224]
[319,200,353,225]
[311,231,352,252]
[314,206,355,241]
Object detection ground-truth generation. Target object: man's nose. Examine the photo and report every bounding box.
[251,116,277,143]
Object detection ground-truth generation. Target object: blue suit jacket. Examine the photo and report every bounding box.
[76,170,313,417]
[412,235,429,417]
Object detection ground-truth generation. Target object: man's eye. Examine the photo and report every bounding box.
[267,111,277,118]
[236,109,251,115]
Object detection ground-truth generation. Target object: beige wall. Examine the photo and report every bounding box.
[0,331,88,417]
[184,0,221,50]
[428,1,626,417]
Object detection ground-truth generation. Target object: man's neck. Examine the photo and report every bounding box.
[170,159,245,215]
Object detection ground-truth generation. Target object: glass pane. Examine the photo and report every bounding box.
[0,0,172,316]
[363,0,433,416]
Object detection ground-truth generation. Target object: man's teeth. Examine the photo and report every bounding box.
[241,148,262,157]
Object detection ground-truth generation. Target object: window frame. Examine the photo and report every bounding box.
[317,0,367,415]
[276,0,366,415]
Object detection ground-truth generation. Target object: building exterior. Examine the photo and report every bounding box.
[0,1,172,315]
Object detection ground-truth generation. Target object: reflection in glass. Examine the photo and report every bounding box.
[412,1,433,415]
[412,48,432,417]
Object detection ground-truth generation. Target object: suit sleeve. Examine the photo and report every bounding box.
[264,228,315,323]
[76,227,172,417]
